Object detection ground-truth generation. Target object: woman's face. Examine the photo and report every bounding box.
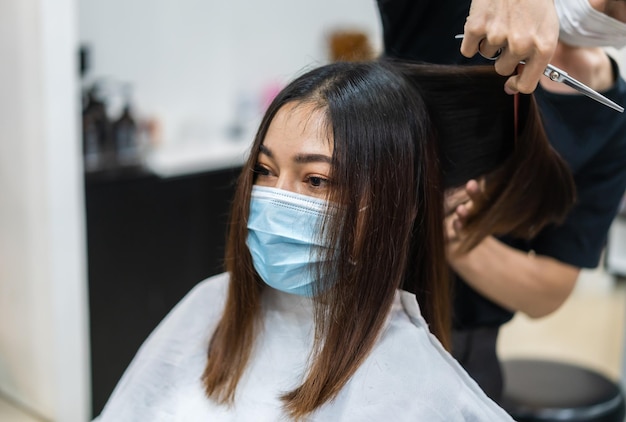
[253,102,333,200]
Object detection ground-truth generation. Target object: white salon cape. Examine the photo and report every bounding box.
[96,272,514,421]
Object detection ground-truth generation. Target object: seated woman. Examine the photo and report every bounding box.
[95,60,574,421]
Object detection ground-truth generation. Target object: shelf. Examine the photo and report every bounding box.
[144,140,251,178]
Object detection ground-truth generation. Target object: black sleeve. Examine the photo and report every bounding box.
[530,119,626,268]
[525,70,626,268]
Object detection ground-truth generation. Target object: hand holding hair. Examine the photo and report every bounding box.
[461,0,559,94]
[444,179,485,257]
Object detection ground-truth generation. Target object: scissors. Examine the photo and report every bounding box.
[455,34,624,113]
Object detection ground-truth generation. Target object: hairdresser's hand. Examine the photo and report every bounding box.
[461,0,559,94]
[444,180,483,259]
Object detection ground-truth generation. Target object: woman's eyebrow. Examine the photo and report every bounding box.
[259,144,273,157]
[259,144,331,164]
[294,153,332,164]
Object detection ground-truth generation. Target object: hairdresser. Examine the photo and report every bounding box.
[377,0,626,402]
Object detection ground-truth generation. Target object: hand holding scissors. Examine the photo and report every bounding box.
[461,0,560,94]
[456,34,624,113]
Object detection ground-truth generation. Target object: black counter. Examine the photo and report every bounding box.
[85,166,240,417]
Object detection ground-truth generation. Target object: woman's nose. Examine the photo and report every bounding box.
[274,176,298,194]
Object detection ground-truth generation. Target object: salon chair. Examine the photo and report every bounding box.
[500,359,625,422]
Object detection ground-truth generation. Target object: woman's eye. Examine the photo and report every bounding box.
[252,164,271,177]
[307,176,329,188]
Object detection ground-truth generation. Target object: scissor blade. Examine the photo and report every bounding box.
[560,77,624,113]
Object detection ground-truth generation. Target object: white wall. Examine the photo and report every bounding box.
[77,1,626,151]
[0,0,90,421]
[78,0,383,147]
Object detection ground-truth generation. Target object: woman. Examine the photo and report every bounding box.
[96,60,573,421]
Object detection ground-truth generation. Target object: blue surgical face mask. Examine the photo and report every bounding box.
[246,185,332,296]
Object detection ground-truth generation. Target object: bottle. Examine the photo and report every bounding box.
[112,84,139,167]
[82,83,113,171]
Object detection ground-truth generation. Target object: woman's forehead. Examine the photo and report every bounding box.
[262,102,333,153]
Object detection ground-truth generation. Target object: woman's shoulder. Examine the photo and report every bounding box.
[360,291,452,378]
[188,272,230,297]
[129,271,230,359]
[333,290,514,420]
[149,272,230,332]
[95,273,232,421]
[181,272,230,307]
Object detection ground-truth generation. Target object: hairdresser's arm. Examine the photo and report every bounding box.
[448,236,580,318]
[444,181,580,318]
[461,0,559,94]
[539,43,615,94]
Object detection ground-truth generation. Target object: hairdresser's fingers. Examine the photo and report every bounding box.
[462,0,559,94]
[461,0,507,59]
[465,179,485,203]
[459,25,480,58]
[467,178,491,211]
[493,47,524,81]
[453,218,464,236]
[505,59,544,94]
[460,25,506,59]
[455,179,483,222]
[444,186,470,216]
[456,203,472,224]
[445,217,468,260]
[444,211,465,242]
[505,28,558,94]
[478,37,506,61]
[444,216,456,242]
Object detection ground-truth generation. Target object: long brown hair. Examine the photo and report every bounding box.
[392,60,576,251]
[202,61,447,420]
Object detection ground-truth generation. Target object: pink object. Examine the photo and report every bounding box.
[261,82,283,112]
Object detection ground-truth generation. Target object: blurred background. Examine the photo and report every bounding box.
[0,1,625,421]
